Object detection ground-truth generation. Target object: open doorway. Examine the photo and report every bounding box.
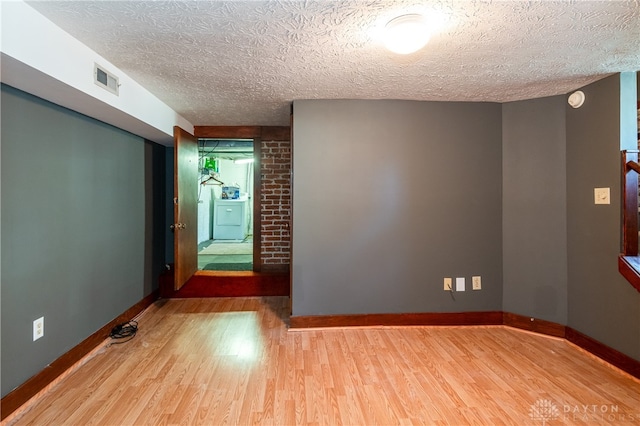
[197,139,254,271]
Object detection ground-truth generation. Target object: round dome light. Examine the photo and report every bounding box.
[384,14,430,55]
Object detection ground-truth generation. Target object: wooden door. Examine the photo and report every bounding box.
[174,126,198,290]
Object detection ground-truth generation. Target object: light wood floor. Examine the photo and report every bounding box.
[6,297,640,425]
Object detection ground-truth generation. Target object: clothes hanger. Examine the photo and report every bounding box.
[201,174,224,186]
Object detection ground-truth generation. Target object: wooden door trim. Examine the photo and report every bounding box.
[193,126,290,272]
[253,137,262,272]
[194,126,290,141]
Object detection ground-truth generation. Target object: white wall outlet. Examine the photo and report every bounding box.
[472,276,482,290]
[444,277,452,291]
[456,277,465,292]
[33,317,44,341]
[594,187,610,205]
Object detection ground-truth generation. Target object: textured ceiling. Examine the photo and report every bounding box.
[26,1,640,127]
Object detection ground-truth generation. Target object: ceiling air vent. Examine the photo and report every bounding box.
[94,63,119,95]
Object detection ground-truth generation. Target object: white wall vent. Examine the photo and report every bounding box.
[94,63,119,95]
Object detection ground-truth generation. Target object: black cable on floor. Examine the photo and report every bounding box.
[108,320,138,345]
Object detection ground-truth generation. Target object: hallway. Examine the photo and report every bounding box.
[198,237,253,271]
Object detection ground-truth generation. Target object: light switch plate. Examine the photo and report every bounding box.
[594,187,610,205]
[444,277,452,291]
[456,277,465,292]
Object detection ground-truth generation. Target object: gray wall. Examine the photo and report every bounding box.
[1,84,165,397]
[292,79,639,362]
[292,100,503,316]
[144,141,169,294]
[502,96,568,324]
[566,74,640,360]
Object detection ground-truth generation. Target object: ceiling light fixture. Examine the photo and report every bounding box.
[384,14,430,55]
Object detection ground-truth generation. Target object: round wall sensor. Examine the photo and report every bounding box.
[568,90,585,108]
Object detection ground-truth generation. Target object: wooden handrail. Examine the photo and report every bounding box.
[622,150,639,256]
[626,160,640,175]
[619,150,640,292]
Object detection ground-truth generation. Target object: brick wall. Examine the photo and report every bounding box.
[261,140,291,268]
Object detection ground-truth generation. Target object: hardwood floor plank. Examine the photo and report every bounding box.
[7,297,640,425]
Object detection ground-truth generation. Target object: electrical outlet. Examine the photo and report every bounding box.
[33,317,44,341]
[472,276,481,290]
[444,277,452,291]
[456,277,465,292]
